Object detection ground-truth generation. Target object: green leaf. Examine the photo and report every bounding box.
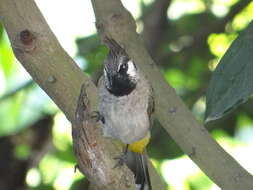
[0,24,3,41]
[0,32,14,77]
[205,21,253,122]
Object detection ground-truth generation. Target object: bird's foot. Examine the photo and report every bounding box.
[113,145,129,169]
[113,153,127,168]
[91,111,105,124]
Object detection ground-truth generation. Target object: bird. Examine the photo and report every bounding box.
[97,38,154,190]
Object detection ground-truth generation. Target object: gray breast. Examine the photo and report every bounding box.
[98,75,151,144]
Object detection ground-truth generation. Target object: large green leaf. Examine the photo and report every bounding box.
[205,21,253,122]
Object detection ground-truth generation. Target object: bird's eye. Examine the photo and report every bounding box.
[118,62,128,73]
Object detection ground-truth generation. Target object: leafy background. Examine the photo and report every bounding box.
[1,0,253,189]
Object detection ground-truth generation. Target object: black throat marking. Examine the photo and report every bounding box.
[106,74,137,96]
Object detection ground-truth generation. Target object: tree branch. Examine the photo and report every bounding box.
[90,0,253,189]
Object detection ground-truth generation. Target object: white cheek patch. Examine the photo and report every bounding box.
[127,60,137,77]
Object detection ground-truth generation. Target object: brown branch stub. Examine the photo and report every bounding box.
[72,84,136,190]
[20,30,35,45]
[14,29,37,53]
[47,76,56,83]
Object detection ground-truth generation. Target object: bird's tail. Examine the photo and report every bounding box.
[125,151,152,190]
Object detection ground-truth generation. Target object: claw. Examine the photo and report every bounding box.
[91,111,105,124]
[112,145,129,169]
[113,154,127,168]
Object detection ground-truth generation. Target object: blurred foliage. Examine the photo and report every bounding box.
[1,0,253,190]
[76,35,108,79]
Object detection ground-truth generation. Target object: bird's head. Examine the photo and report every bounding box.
[103,39,138,96]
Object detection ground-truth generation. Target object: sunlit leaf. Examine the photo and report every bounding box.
[208,33,237,58]
[188,172,213,190]
[0,24,3,41]
[39,154,78,190]
[205,21,253,121]
[39,154,60,184]
[232,1,253,31]
[0,32,14,77]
